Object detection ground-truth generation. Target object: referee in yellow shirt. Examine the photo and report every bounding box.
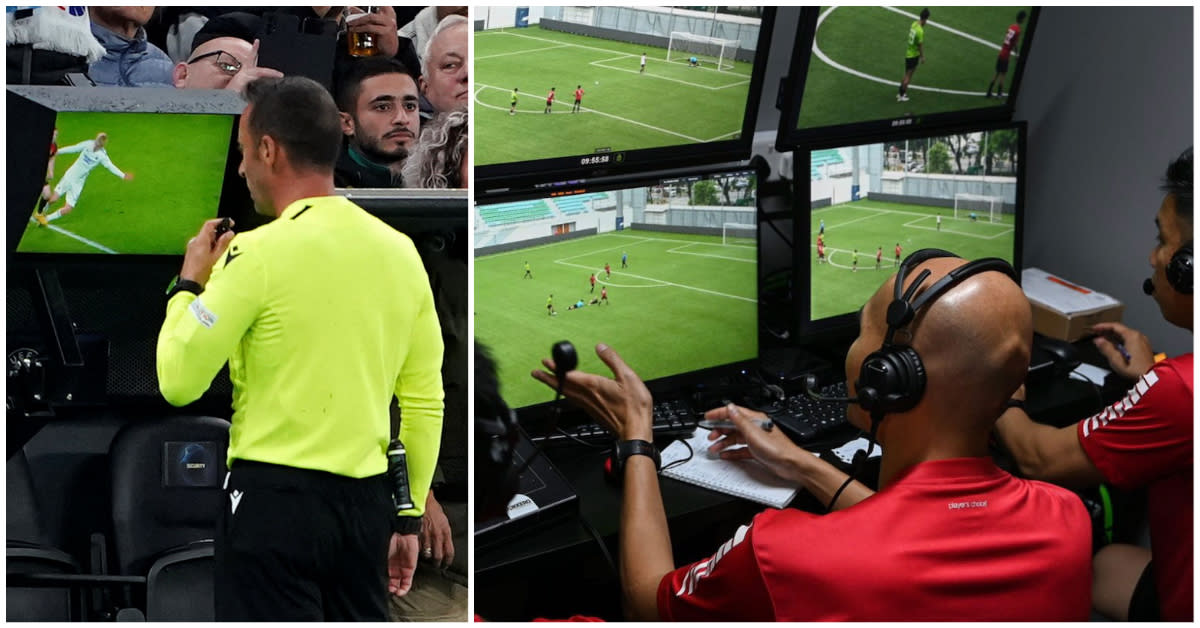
[156,77,444,621]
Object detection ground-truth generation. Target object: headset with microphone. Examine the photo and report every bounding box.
[807,249,1020,511]
[1143,240,1193,296]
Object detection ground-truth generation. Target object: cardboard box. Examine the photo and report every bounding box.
[1022,268,1124,342]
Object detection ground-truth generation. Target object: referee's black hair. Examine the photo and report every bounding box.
[920,8,930,21]
[1016,10,1027,23]
[1163,147,1193,228]
[242,76,342,173]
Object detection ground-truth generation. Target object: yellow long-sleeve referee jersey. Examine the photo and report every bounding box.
[156,196,444,519]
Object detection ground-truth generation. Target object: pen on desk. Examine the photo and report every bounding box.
[698,418,775,432]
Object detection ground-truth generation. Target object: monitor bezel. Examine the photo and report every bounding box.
[775,7,1039,151]
[475,162,763,417]
[7,87,248,265]
[474,8,777,203]
[792,119,1027,343]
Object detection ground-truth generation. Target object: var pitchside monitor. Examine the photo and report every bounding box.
[777,6,1038,149]
[475,166,759,411]
[797,121,1025,339]
[474,6,774,199]
[14,111,234,257]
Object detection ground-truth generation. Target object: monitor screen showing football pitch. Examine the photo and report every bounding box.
[16,111,233,256]
[801,122,1024,333]
[779,6,1037,146]
[475,6,770,190]
[475,167,759,410]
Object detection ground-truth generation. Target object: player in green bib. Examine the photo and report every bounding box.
[509,87,519,115]
[898,8,930,102]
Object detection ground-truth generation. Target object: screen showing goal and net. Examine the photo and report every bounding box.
[806,125,1020,324]
[475,167,759,410]
[474,5,765,167]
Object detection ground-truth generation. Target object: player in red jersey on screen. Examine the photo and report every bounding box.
[986,10,1026,99]
[572,85,584,113]
[544,87,556,114]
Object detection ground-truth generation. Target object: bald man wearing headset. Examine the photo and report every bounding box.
[535,252,1092,621]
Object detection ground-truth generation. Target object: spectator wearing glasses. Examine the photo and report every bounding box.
[172,13,282,91]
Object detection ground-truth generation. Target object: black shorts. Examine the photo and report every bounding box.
[574,98,581,104]
[995,56,1010,74]
[215,461,393,621]
[511,99,518,107]
[905,56,920,71]
[1128,561,1161,621]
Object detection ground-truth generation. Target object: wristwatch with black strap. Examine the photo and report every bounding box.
[612,439,661,476]
[165,275,204,300]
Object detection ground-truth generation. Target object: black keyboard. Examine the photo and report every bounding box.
[531,398,697,446]
[770,381,853,445]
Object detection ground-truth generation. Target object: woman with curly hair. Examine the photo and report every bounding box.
[401,109,467,189]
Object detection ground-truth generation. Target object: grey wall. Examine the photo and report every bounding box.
[1014,6,1193,355]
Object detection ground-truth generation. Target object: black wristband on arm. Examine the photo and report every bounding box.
[394,515,422,535]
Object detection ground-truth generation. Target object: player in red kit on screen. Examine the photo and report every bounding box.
[573,85,585,113]
[986,10,1025,99]
[544,87,556,114]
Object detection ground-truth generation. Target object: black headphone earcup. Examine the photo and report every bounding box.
[857,346,927,416]
[1167,242,1193,295]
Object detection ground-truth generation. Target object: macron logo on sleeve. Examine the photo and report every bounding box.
[1082,370,1160,437]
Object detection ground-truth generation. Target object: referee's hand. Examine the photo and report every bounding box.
[388,532,418,597]
[180,219,235,288]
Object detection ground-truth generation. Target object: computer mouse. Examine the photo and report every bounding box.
[1034,334,1081,374]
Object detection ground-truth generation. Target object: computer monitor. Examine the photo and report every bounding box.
[776,7,1038,148]
[7,87,245,262]
[796,120,1025,339]
[474,6,774,200]
[475,164,759,411]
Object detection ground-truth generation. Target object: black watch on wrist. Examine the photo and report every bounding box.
[1005,399,1026,411]
[613,439,660,476]
[165,275,204,300]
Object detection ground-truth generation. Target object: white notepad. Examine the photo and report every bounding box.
[659,430,801,509]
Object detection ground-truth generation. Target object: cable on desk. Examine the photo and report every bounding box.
[660,437,693,472]
[554,426,613,450]
[580,517,618,580]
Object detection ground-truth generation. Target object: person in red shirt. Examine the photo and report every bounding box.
[604,263,611,279]
[535,253,1092,621]
[996,147,1193,621]
[875,246,883,269]
[894,242,902,267]
[572,84,584,113]
[816,241,826,264]
[600,285,608,304]
[544,87,555,114]
[589,273,596,293]
[986,10,1025,99]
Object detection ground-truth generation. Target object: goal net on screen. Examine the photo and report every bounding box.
[667,31,738,71]
[953,193,1004,223]
[722,222,756,246]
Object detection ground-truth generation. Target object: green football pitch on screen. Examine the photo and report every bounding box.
[475,25,755,166]
[809,199,1017,321]
[798,6,1034,131]
[17,111,232,255]
[475,229,758,409]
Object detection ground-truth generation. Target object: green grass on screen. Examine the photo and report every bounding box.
[809,199,1016,321]
[476,229,757,408]
[475,25,754,166]
[798,6,1034,130]
[16,112,232,255]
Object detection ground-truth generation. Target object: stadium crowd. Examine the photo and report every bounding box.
[6,6,468,189]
